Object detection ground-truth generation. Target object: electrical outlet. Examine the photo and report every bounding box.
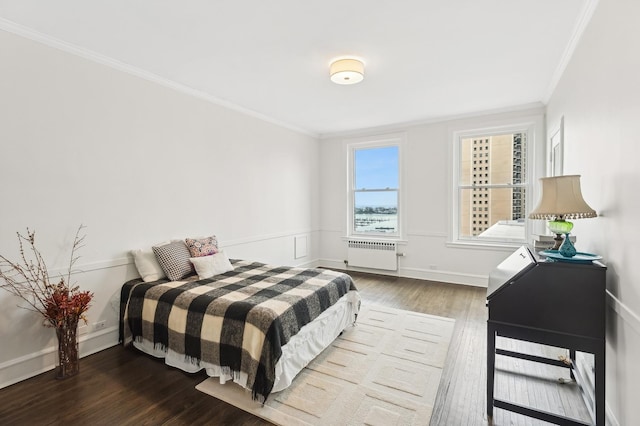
[93,320,106,330]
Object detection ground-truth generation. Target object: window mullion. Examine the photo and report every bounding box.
[354,188,398,192]
[459,183,527,190]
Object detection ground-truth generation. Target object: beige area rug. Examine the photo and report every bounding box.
[196,305,455,426]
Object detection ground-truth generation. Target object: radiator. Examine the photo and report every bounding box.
[347,240,398,271]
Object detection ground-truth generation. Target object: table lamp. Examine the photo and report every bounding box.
[529,175,597,257]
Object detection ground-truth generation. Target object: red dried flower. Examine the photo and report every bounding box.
[43,279,93,327]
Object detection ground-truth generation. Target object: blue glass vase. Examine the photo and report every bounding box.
[559,233,577,257]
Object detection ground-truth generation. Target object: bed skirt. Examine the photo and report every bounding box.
[132,289,361,393]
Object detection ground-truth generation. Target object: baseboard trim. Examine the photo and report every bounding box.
[318,258,487,287]
[293,258,321,269]
[0,326,119,389]
[400,266,487,287]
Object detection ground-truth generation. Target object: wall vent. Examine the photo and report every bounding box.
[347,240,398,271]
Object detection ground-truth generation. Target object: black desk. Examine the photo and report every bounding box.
[486,246,606,425]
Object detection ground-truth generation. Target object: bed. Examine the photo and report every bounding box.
[119,259,360,402]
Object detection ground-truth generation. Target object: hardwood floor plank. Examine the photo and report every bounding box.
[0,271,592,425]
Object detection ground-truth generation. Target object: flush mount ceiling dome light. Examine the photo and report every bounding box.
[330,58,364,85]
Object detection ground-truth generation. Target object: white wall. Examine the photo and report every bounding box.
[319,107,545,286]
[545,0,640,424]
[0,29,320,387]
[4,5,635,422]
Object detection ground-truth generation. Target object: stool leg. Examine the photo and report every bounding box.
[569,348,576,380]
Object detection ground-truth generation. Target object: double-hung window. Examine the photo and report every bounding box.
[453,128,530,245]
[348,136,402,237]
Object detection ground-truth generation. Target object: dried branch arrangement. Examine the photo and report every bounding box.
[0,225,93,327]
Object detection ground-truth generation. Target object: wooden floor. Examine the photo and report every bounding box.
[0,272,592,425]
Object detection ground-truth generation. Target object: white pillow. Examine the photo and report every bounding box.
[190,251,234,280]
[130,247,167,282]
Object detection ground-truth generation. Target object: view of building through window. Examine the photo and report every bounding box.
[353,145,399,234]
[459,132,526,241]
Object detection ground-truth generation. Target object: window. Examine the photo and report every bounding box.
[348,136,403,236]
[453,129,530,244]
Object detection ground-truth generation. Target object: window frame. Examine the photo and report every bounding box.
[346,133,405,239]
[450,120,540,248]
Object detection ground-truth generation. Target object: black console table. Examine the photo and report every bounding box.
[486,246,606,425]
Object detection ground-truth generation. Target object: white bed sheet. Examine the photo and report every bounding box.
[133,289,360,393]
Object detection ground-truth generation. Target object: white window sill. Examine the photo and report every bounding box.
[446,240,525,252]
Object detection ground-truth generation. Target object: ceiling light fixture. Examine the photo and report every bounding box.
[330,58,364,85]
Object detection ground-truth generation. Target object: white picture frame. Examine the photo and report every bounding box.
[548,116,564,176]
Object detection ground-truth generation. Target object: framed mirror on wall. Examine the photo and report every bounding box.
[548,116,564,176]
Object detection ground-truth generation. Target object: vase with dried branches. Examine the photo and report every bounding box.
[0,225,93,379]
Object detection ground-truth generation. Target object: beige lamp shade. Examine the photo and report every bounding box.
[529,175,597,220]
[330,58,364,85]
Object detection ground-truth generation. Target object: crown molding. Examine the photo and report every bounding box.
[542,0,600,103]
[0,18,318,138]
[319,102,545,140]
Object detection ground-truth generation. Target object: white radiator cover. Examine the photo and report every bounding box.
[347,240,398,271]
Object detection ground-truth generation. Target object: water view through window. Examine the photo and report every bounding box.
[354,146,399,234]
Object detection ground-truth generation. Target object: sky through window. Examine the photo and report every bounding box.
[354,146,398,207]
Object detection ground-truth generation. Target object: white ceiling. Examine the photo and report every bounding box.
[0,0,592,137]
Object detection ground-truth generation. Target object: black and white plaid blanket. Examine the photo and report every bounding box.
[120,260,358,401]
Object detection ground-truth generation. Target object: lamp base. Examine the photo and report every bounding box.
[559,233,577,257]
[548,220,574,249]
[552,234,563,250]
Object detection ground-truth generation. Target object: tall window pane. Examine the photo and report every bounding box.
[458,132,526,241]
[353,145,399,234]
